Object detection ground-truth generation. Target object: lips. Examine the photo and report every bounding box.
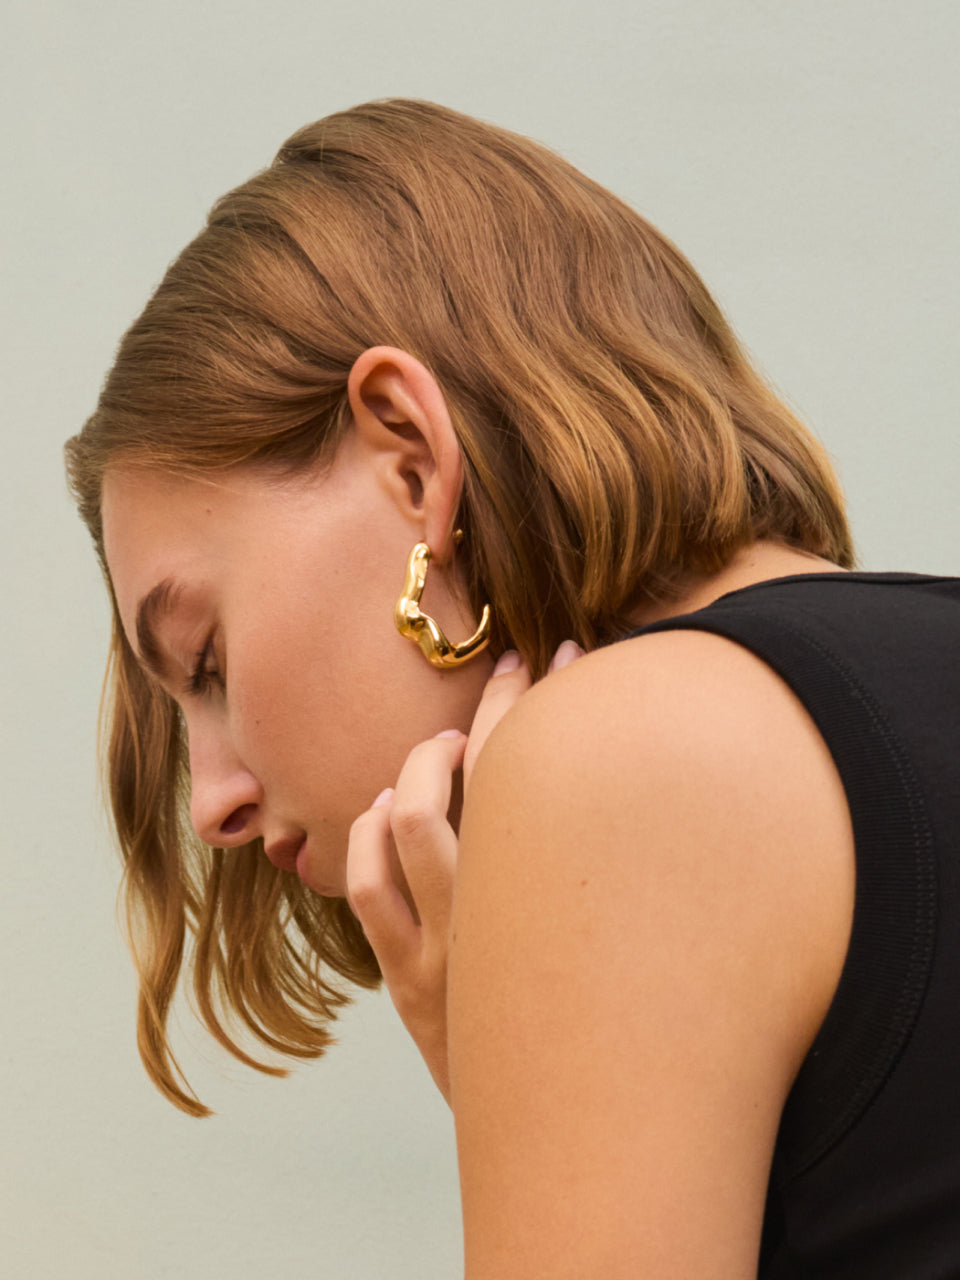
[264,835,305,871]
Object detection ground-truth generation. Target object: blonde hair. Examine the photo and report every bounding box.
[65,98,858,1116]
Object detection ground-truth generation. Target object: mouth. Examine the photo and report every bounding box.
[265,835,340,895]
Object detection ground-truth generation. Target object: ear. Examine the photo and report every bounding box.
[346,346,464,566]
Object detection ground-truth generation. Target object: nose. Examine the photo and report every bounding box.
[187,715,263,848]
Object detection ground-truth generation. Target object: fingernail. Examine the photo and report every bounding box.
[493,649,522,675]
[372,787,394,807]
[435,729,463,739]
[550,639,583,671]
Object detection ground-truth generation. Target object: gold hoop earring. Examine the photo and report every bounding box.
[394,534,492,668]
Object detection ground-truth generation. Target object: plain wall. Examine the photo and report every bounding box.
[2,1,957,1276]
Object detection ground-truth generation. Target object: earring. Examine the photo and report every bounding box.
[394,532,492,668]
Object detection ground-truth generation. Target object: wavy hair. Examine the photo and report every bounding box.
[65,98,858,1116]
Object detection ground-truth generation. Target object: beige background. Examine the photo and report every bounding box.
[2,1,957,1276]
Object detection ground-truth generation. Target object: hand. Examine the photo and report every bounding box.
[344,641,585,1104]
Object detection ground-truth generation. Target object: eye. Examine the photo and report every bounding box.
[187,638,224,697]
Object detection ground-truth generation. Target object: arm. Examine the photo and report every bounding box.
[449,630,855,1278]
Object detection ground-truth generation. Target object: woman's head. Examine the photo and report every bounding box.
[101,346,497,893]
[65,97,857,1116]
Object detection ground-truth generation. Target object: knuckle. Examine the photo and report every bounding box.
[390,801,436,844]
[346,873,381,914]
[349,806,385,838]
[348,812,366,838]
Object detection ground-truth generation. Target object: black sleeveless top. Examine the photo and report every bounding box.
[625,571,960,1278]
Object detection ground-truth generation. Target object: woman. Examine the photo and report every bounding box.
[65,99,960,1276]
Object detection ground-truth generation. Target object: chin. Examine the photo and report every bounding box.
[294,838,346,899]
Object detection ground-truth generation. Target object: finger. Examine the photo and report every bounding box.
[387,732,467,931]
[546,638,585,674]
[345,795,420,976]
[463,650,532,792]
[464,642,586,791]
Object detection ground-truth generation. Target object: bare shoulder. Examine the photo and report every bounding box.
[474,625,851,800]
[461,628,856,1055]
[450,629,856,1278]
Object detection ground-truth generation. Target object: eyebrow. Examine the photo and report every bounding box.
[135,577,186,682]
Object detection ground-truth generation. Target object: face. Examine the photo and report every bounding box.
[102,447,494,897]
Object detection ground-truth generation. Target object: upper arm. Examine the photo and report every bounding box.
[449,630,855,1280]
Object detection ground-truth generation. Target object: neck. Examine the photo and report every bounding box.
[625,539,849,631]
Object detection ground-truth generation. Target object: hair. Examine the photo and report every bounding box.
[65,98,858,1117]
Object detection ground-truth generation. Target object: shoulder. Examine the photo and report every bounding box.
[461,628,855,1004]
[450,628,856,1275]
[465,626,857,904]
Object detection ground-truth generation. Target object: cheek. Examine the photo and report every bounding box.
[229,626,331,780]
[227,562,462,835]
[227,613,394,825]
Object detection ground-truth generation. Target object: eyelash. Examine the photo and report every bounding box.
[187,639,224,697]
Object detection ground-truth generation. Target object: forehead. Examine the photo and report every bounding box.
[101,461,344,646]
[103,465,234,560]
[102,467,251,641]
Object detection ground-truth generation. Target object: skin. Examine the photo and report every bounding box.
[104,348,502,896]
[452,633,856,1277]
[104,346,856,1274]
